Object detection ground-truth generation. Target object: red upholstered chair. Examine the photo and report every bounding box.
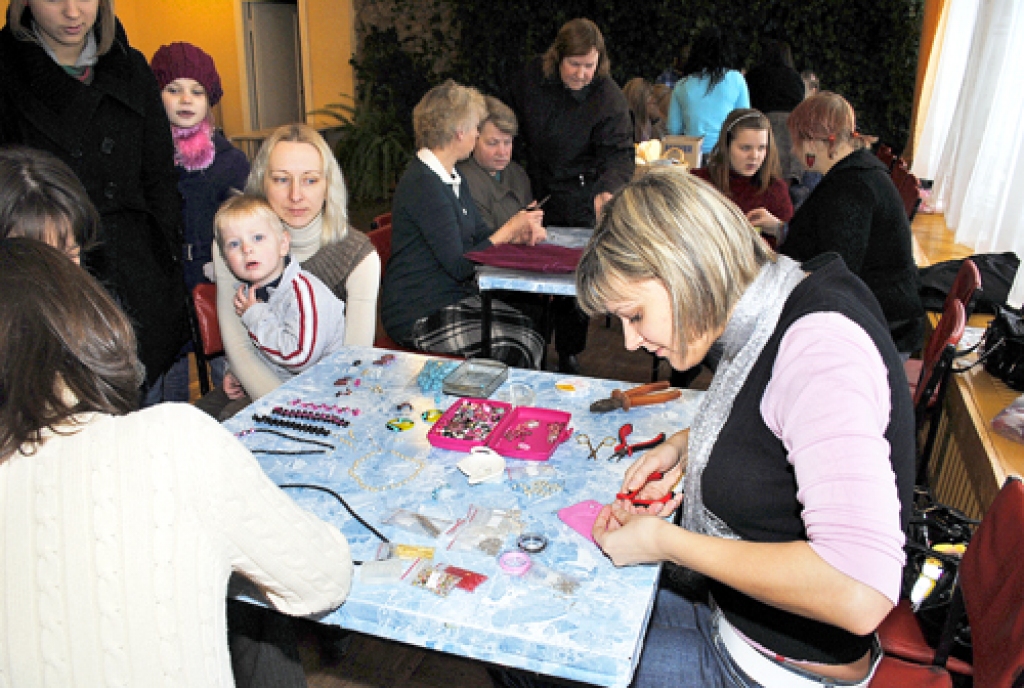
[876,143,896,172]
[366,224,404,352]
[869,655,952,688]
[890,159,922,220]
[905,258,982,400]
[878,477,1024,685]
[366,224,462,360]
[907,299,966,485]
[370,212,392,232]
[190,282,223,396]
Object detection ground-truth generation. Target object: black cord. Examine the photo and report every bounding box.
[252,449,327,455]
[248,427,336,449]
[280,483,389,544]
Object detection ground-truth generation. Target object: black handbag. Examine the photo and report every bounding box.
[976,305,1024,390]
[901,488,979,664]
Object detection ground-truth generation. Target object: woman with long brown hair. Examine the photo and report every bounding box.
[0,237,352,685]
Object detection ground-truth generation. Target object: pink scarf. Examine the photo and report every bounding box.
[172,120,215,171]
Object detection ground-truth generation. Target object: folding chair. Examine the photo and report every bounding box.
[876,476,1024,686]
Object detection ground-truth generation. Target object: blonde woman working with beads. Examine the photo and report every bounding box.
[201,124,380,420]
[575,170,913,688]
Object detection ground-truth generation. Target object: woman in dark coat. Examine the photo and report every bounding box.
[0,0,188,397]
[508,17,634,373]
[749,92,924,354]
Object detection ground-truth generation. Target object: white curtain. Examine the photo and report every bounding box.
[928,0,1024,255]
[911,0,978,180]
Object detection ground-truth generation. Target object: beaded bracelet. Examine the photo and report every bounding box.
[271,406,350,427]
[252,413,332,436]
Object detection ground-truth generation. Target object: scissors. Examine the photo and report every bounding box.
[616,471,674,507]
[576,433,615,461]
[608,423,665,463]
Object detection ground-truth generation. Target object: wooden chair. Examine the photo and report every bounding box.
[877,476,1024,686]
[910,299,966,486]
[190,283,224,396]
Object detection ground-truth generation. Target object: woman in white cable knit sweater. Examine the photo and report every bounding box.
[0,238,353,687]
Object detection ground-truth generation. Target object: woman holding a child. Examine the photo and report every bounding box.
[199,123,380,419]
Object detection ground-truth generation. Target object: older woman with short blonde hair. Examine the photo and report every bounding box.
[570,168,914,687]
[382,80,546,368]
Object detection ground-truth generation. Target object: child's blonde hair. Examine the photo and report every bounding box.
[214,194,284,250]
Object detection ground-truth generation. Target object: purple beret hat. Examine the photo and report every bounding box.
[150,42,223,107]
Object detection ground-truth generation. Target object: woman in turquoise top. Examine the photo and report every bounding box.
[667,27,750,154]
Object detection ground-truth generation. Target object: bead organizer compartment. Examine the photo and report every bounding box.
[427,398,572,461]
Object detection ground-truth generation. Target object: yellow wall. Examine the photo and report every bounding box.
[302,0,356,125]
[118,0,245,135]
[1,0,354,137]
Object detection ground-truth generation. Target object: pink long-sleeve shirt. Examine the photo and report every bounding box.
[760,311,906,604]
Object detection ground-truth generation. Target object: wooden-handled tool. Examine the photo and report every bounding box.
[590,381,682,413]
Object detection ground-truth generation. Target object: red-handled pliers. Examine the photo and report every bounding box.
[616,471,673,507]
[608,423,665,463]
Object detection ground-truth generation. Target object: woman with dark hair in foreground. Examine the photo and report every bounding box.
[0,238,352,686]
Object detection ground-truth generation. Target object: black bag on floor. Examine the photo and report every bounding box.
[901,489,979,664]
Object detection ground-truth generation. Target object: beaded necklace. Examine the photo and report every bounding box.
[348,447,427,492]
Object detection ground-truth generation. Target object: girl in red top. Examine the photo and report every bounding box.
[692,108,793,244]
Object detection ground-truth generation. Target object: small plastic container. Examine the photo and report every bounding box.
[442,359,508,398]
[427,398,572,461]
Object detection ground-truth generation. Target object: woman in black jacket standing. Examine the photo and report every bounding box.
[0,0,188,403]
[508,17,634,373]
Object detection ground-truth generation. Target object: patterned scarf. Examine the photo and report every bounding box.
[172,120,215,171]
[681,255,806,539]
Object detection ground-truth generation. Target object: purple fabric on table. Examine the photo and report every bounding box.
[465,243,584,274]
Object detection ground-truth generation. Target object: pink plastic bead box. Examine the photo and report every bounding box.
[427,398,572,461]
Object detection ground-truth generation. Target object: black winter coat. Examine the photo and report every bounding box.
[509,57,634,228]
[0,17,189,384]
[780,149,925,352]
[178,132,250,291]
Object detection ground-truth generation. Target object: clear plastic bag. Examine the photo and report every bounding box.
[526,559,581,595]
[992,394,1024,444]
[382,509,453,538]
[406,559,462,597]
[447,505,524,554]
[360,558,408,584]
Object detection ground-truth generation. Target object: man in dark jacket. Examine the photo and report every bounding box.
[508,18,634,373]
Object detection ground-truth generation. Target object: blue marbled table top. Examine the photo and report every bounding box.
[224,346,702,687]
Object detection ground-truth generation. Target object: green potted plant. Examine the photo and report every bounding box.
[312,95,412,202]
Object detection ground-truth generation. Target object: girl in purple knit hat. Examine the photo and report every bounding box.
[151,41,250,400]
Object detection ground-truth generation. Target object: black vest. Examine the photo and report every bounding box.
[704,254,914,663]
